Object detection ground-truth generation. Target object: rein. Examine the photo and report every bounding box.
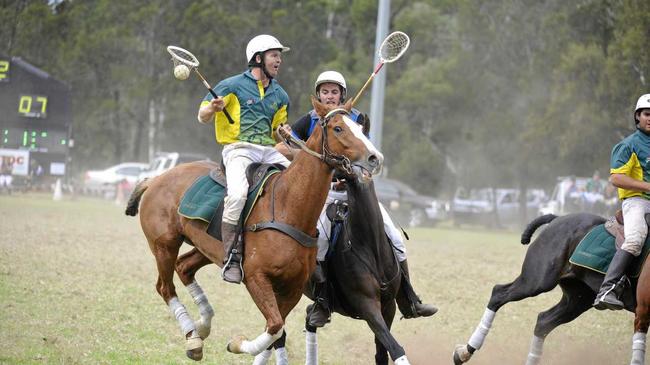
[279,108,353,175]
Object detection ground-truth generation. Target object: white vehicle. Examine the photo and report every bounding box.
[83,162,148,195]
[452,187,546,228]
[138,152,211,181]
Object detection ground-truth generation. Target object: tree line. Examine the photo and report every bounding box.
[1,0,649,197]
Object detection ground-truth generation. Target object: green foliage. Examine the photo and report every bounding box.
[3,0,650,196]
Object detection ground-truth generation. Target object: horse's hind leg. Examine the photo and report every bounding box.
[454,259,562,364]
[149,234,203,361]
[176,248,215,340]
[524,278,594,365]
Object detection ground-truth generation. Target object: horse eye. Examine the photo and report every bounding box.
[333,126,343,133]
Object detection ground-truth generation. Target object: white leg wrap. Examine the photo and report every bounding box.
[168,297,195,336]
[467,308,496,350]
[394,355,411,365]
[305,330,318,365]
[525,335,544,365]
[631,332,647,365]
[252,349,272,365]
[187,281,214,319]
[274,347,288,365]
[241,327,284,356]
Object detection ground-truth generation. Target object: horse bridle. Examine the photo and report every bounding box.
[279,108,353,175]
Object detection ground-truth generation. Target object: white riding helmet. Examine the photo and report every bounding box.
[315,71,347,94]
[246,34,290,63]
[635,94,650,123]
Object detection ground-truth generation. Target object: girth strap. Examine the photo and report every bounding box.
[246,221,318,248]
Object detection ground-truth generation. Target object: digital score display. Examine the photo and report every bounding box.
[0,56,71,159]
[1,127,68,154]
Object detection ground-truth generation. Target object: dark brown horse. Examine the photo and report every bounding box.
[125,97,383,361]
[453,213,650,365]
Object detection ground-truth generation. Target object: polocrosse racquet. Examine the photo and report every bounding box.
[350,31,410,107]
[167,45,235,124]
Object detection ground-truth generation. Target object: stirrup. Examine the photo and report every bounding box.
[221,254,244,284]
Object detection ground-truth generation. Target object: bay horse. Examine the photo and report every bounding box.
[125,97,383,362]
[453,213,650,365]
[253,176,413,365]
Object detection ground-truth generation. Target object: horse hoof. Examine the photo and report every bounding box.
[185,334,203,361]
[226,335,247,354]
[453,344,472,364]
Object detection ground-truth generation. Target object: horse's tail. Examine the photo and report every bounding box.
[125,179,149,216]
[520,214,558,245]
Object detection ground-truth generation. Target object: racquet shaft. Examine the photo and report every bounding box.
[351,63,384,107]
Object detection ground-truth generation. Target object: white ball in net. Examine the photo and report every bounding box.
[174,64,190,80]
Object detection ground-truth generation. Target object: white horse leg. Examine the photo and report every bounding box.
[252,349,272,365]
[394,355,412,365]
[454,308,496,364]
[524,335,544,365]
[186,280,214,339]
[305,329,318,365]
[228,327,285,356]
[168,297,203,361]
[631,332,647,365]
[274,346,288,365]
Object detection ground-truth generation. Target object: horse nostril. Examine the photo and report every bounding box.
[368,154,379,168]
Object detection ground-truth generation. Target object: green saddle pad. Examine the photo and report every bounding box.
[178,170,280,224]
[569,224,650,278]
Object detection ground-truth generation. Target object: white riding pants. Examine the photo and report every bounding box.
[621,196,650,257]
[221,142,290,225]
[316,188,407,262]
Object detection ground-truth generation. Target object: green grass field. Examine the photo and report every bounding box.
[0,194,637,364]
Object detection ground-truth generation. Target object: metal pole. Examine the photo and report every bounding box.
[369,0,390,151]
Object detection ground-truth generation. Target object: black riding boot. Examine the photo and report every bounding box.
[306,261,331,328]
[221,221,243,284]
[396,260,438,318]
[593,249,635,310]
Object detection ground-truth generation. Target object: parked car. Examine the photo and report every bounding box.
[83,162,148,195]
[451,187,546,228]
[138,152,212,182]
[374,177,448,227]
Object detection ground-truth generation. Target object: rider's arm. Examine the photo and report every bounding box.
[610,173,650,193]
[197,97,225,124]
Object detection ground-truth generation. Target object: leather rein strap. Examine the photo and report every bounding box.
[278,108,353,175]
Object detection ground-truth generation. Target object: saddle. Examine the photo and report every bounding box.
[205,162,286,240]
[603,210,650,249]
[569,210,650,280]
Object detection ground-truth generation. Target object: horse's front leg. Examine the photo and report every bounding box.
[227,272,287,356]
[362,299,409,365]
[251,331,288,365]
[632,262,650,365]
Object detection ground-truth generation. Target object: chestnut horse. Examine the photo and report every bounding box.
[453,213,650,365]
[125,97,383,362]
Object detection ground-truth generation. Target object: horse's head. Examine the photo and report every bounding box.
[311,96,383,183]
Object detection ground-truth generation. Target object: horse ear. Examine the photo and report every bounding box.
[311,95,327,119]
[343,99,352,112]
[360,113,371,136]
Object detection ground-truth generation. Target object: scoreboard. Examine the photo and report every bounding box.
[0,56,71,176]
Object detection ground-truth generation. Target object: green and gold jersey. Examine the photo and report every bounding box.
[201,70,289,146]
[610,129,650,199]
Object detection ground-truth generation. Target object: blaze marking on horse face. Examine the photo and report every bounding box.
[342,115,384,164]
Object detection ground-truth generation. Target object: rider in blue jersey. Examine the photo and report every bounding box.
[288,71,438,327]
